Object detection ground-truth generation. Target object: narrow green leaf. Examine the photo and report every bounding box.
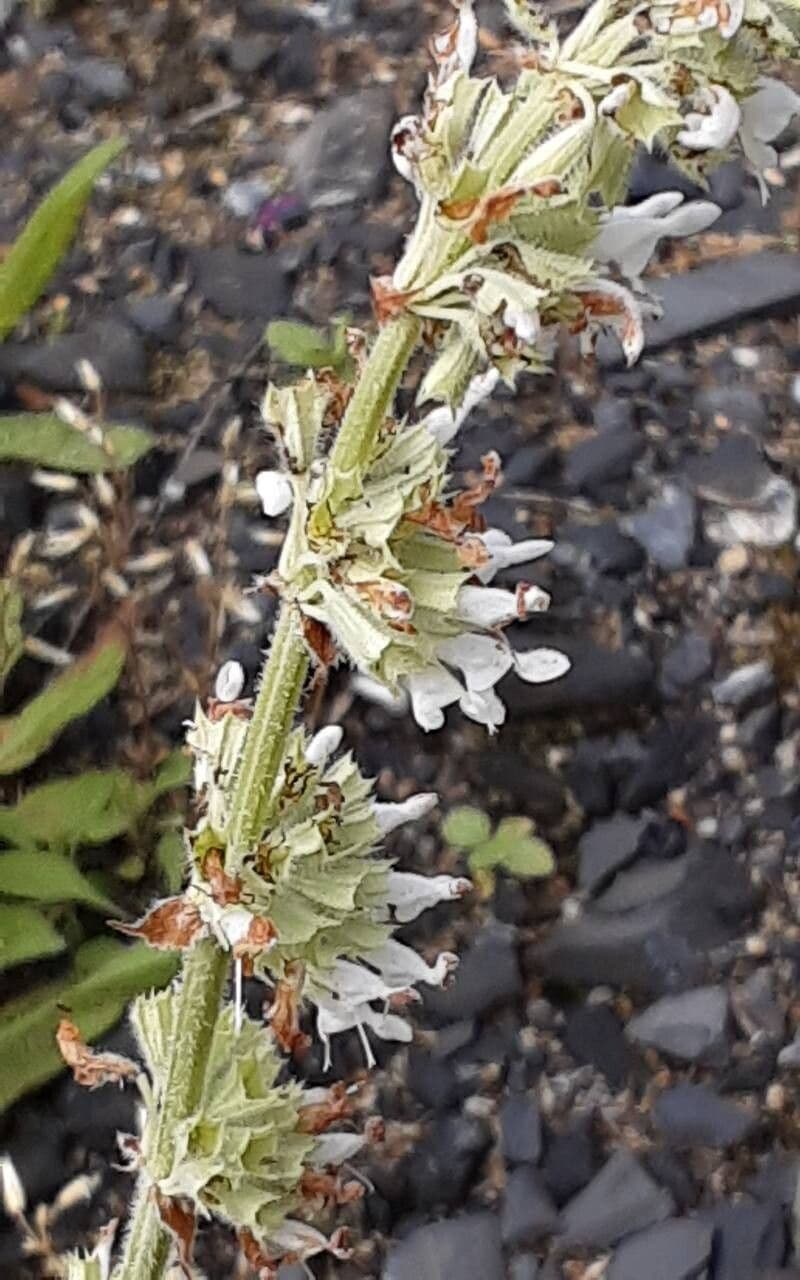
[154,828,186,895]
[0,937,178,1110]
[442,805,492,849]
[152,748,192,797]
[0,849,120,913]
[0,139,125,340]
[0,580,24,695]
[0,414,154,473]
[0,618,126,775]
[8,770,147,848]
[266,317,352,373]
[0,902,65,971]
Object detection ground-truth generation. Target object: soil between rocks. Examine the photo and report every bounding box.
[1,2,800,1279]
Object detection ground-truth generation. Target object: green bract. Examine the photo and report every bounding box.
[132,994,313,1236]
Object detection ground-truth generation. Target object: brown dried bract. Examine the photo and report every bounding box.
[112,897,204,951]
[300,1170,365,1208]
[239,1229,279,1280]
[268,974,311,1058]
[207,697,252,722]
[202,849,242,906]
[297,1082,354,1134]
[56,1019,139,1090]
[302,615,338,669]
[440,181,561,244]
[232,915,278,976]
[156,1193,196,1280]
[371,275,417,325]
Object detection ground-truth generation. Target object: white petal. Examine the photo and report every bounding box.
[386,871,471,923]
[503,303,540,345]
[599,82,632,115]
[217,906,256,949]
[519,584,551,613]
[0,1157,25,1218]
[406,667,463,732]
[459,686,506,732]
[366,938,459,989]
[315,998,412,1069]
[421,367,499,445]
[351,672,409,714]
[436,632,514,691]
[594,195,720,281]
[678,86,741,152]
[476,533,554,584]
[742,77,800,144]
[576,279,644,366]
[391,115,425,187]
[326,958,410,1004]
[456,0,478,72]
[214,660,245,703]
[514,647,571,684]
[255,469,294,518]
[374,792,439,833]
[269,1220,350,1260]
[456,585,518,627]
[719,0,744,37]
[305,724,344,768]
[309,1133,367,1169]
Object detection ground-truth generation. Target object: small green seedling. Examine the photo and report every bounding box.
[443,805,555,897]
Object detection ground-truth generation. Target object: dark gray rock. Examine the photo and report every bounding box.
[0,469,32,548]
[70,56,133,105]
[712,660,775,710]
[407,1048,462,1111]
[0,317,148,393]
[502,1167,558,1247]
[644,1150,698,1211]
[384,1214,504,1280]
[626,986,729,1065]
[599,253,800,361]
[225,33,272,74]
[695,386,768,436]
[125,293,181,342]
[732,968,785,1041]
[504,638,654,717]
[557,519,644,577]
[564,1004,632,1088]
[559,1150,675,1249]
[626,485,696,570]
[607,1219,712,1280]
[594,858,689,914]
[424,926,521,1022]
[697,1200,785,1280]
[747,1154,800,1207]
[563,428,644,493]
[617,719,713,811]
[686,433,771,505]
[288,88,394,208]
[405,1115,491,1212]
[660,632,713,700]
[578,813,648,895]
[191,247,290,320]
[508,1256,540,1280]
[500,1094,543,1166]
[653,1083,756,1147]
[593,394,635,433]
[541,1120,597,1206]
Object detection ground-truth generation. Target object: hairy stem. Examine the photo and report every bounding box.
[114,311,422,1280]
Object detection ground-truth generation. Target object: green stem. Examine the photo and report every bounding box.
[324,313,421,512]
[227,603,310,857]
[114,301,422,1280]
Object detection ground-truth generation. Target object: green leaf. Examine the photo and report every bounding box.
[0,139,125,340]
[0,902,65,971]
[0,618,126,775]
[0,580,24,696]
[0,849,120,914]
[154,829,186,895]
[0,414,154,473]
[3,770,145,848]
[266,317,352,374]
[468,816,555,879]
[442,805,492,849]
[0,936,178,1110]
[152,748,192,797]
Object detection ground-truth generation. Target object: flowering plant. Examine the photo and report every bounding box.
[44,2,799,1276]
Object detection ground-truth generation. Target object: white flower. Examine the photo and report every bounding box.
[391,115,427,193]
[651,0,743,38]
[593,193,721,284]
[459,686,507,730]
[305,724,344,768]
[316,997,413,1069]
[513,647,571,683]
[677,85,741,152]
[575,279,645,366]
[269,1220,351,1261]
[365,937,458,989]
[374,792,439,833]
[407,667,463,731]
[255,469,294,517]
[387,871,471,923]
[0,1156,25,1218]
[456,583,548,627]
[431,0,478,84]
[421,366,500,445]
[309,1133,367,1169]
[437,633,514,691]
[740,77,800,199]
[214,659,245,703]
[503,303,541,346]
[475,529,554,584]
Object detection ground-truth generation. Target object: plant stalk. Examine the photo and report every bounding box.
[114,312,422,1280]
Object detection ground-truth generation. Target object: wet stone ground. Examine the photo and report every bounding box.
[1,1,800,1278]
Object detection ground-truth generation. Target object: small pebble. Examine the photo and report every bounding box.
[717,545,750,575]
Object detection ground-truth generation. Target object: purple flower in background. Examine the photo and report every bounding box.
[255,192,309,239]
